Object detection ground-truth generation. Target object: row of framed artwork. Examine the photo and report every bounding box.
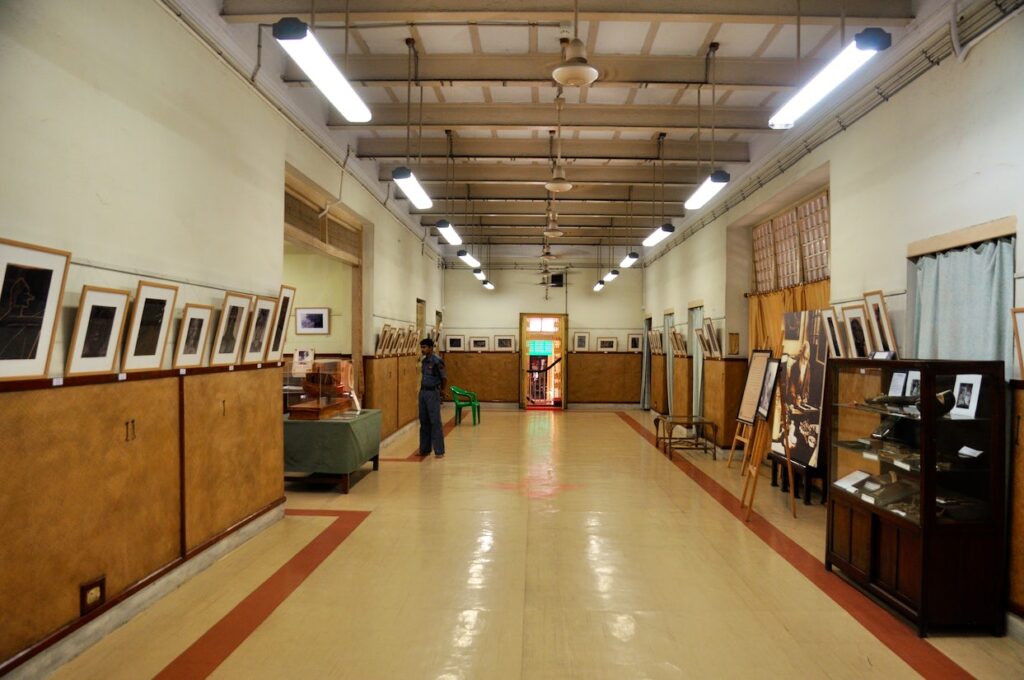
[0,237,300,380]
[444,335,516,352]
[375,325,437,356]
[821,290,898,359]
[638,318,726,358]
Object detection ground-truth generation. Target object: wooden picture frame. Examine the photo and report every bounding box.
[0,237,72,380]
[242,295,278,364]
[376,324,392,356]
[756,357,781,421]
[65,285,131,377]
[1012,308,1024,378]
[863,290,898,357]
[446,335,464,352]
[122,281,178,373]
[295,307,330,335]
[671,330,688,357]
[627,333,643,353]
[596,337,618,352]
[694,327,710,357]
[703,318,721,358]
[392,328,407,356]
[840,302,874,358]
[266,284,296,362]
[573,331,590,352]
[210,292,253,367]
[737,349,772,425]
[822,308,846,358]
[469,336,490,352]
[407,326,418,354]
[173,303,214,369]
[494,335,515,352]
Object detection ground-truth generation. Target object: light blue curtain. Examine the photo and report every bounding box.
[688,307,704,416]
[908,237,1014,368]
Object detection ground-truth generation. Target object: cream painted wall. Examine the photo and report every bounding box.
[282,248,353,355]
[442,268,644,347]
[645,14,1024,359]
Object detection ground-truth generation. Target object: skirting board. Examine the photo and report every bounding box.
[1008,612,1024,645]
[567,403,643,411]
[6,505,284,680]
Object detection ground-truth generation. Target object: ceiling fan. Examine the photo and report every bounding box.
[543,196,564,238]
[552,0,599,87]
[544,93,573,193]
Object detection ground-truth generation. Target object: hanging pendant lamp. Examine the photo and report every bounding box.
[553,0,599,87]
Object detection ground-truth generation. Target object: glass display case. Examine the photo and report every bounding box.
[825,358,1006,636]
[282,359,360,420]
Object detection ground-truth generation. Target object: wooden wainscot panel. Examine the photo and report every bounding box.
[183,369,283,551]
[671,357,693,417]
[397,355,420,429]
[443,352,520,402]
[566,353,641,403]
[364,357,399,438]
[650,353,668,414]
[0,379,181,662]
[703,358,747,446]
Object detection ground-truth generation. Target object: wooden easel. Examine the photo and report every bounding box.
[738,419,797,521]
[726,421,754,470]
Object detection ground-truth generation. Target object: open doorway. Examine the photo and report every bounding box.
[519,313,568,410]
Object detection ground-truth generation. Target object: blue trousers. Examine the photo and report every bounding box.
[419,388,445,454]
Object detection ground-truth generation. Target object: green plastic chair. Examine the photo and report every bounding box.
[450,386,481,425]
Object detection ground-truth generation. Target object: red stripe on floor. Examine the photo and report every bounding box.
[154,510,370,680]
[616,412,973,680]
[378,415,458,462]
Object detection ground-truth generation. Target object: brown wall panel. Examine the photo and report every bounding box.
[703,359,747,446]
[183,369,283,550]
[1011,388,1024,615]
[397,355,420,428]
[650,354,668,414]
[364,357,399,438]
[566,353,642,403]
[671,357,693,417]
[0,379,181,661]
[443,352,520,402]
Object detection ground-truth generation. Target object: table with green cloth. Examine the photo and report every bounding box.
[283,409,382,493]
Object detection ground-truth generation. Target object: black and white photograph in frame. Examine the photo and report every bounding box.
[122,280,178,372]
[65,285,131,377]
[375,324,392,356]
[266,284,296,363]
[840,303,874,358]
[888,372,907,397]
[821,308,845,358]
[951,374,982,418]
[905,370,921,397]
[173,303,213,369]
[737,350,772,425]
[694,327,710,356]
[703,318,721,358]
[295,307,330,335]
[756,358,781,421]
[0,238,71,380]
[445,335,464,352]
[597,337,617,352]
[494,335,515,352]
[573,331,590,352]
[627,333,642,352]
[242,296,278,364]
[771,310,829,468]
[863,290,899,357]
[210,292,252,367]
[469,336,489,352]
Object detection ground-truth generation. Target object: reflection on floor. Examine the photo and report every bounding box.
[50,407,1024,679]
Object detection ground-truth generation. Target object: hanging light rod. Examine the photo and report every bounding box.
[642,223,675,247]
[436,219,462,245]
[272,18,371,123]
[457,249,481,268]
[392,167,432,209]
[473,268,486,281]
[684,170,730,210]
[483,280,495,290]
[619,251,639,268]
[769,28,892,130]
[603,269,619,282]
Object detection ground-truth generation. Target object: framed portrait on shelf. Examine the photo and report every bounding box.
[0,238,72,381]
[573,331,590,352]
[376,324,392,356]
[407,327,419,353]
[470,336,489,352]
[1012,308,1024,377]
[737,349,772,425]
[703,318,721,358]
[821,308,846,358]
[392,328,407,356]
[295,307,330,335]
[650,330,664,354]
[266,285,296,363]
[627,333,642,353]
[122,280,178,372]
[756,357,781,421]
[242,296,278,364]
[694,327,710,356]
[839,303,873,358]
[173,303,213,369]
[597,337,617,352]
[446,335,464,352]
[210,292,253,366]
[671,330,688,357]
[863,290,898,357]
[905,370,921,397]
[494,335,515,351]
[65,286,131,377]
[951,374,982,419]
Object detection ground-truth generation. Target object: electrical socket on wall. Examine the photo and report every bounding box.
[79,576,106,616]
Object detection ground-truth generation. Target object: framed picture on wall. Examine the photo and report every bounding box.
[242,296,278,364]
[839,303,874,358]
[446,335,464,352]
[703,318,721,359]
[266,284,296,363]
[65,285,131,377]
[597,337,617,352]
[494,335,515,352]
[210,292,253,366]
[0,237,72,381]
[122,280,178,372]
[573,331,590,352]
[295,307,330,335]
[627,333,643,352]
[863,290,898,357]
[821,308,846,358]
[173,303,214,369]
[470,336,490,352]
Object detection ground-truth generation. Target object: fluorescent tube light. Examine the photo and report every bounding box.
[436,219,463,245]
[391,167,432,209]
[473,268,486,281]
[593,280,605,292]
[769,28,891,130]
[684,171,730,211]
[642,223,675,247]
[619,252,639,268]
[273,18,371,123]
[457,250,481,268]
[603,269,619,282]
[482,280,495,290]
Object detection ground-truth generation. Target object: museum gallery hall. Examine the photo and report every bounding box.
[3,1,1024,678]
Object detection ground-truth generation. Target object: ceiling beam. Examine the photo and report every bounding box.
[382,165,703,186]
[448,236,642,245]
[399,186,689,201]
[222,1,913,25]
[414,207,684,220]
[361,138,749,163]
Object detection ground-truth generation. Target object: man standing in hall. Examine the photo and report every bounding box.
[419,338,447,457]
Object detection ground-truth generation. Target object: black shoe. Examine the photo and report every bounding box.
[435,453,445,458]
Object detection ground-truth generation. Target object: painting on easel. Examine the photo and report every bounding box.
[770,310,829,468]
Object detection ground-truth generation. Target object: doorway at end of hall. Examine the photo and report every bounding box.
[519,313,568,410]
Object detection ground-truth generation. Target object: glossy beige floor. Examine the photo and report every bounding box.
[52,408,1024,679]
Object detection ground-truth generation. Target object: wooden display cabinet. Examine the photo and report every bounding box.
[825,358,1006,636]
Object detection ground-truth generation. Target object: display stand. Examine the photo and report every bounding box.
[725,421,753,470]
[738,420,764,521]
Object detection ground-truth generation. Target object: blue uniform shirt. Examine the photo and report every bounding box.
[421,353,447,389]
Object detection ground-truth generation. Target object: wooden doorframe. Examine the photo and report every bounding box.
[518,313,569,410]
